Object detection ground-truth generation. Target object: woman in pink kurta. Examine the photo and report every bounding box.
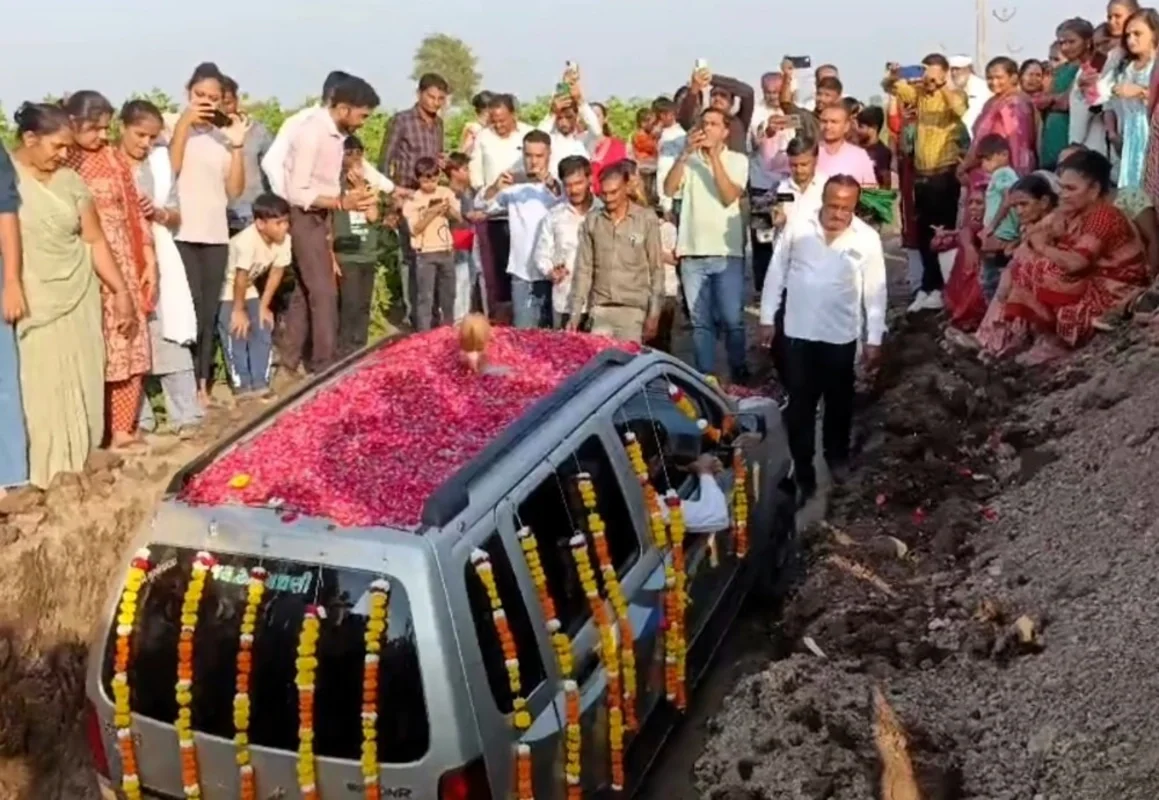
[961,57,1039,179]
[63,91,157,448]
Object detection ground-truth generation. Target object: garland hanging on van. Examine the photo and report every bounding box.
[471,548,535,799]
[732,449,750,558]
[576,473,638,733]
[664,491,689,711]
[233,566,268,800]
[361,579,391,800]
[176,551,216,799]
[517,526,582,800]
[112,547,151,800]
[296,603,324,800]
[570,533,625,793]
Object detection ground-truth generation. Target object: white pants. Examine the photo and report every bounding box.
[453,250,473,323]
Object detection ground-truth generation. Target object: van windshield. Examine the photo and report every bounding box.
[101,546,429,763]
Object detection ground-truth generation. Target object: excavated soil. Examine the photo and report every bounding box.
[694,315,1159,800]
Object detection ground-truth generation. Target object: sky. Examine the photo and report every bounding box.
[1,0,1108,115]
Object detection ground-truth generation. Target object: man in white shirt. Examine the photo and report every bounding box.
[470,93,535,319]
[537,80,603,161]
[534,155,596,329]
[262,71,396,199]
[949,55,991,137]
[478,129,560,329]
[772,137,828,229]
[758,175,887,505]
[654,96,687,217]
[663,108,750,381]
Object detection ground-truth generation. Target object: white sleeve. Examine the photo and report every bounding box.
[860,231,888,345]
[262,130,289,198]
[759,223,792,325]
[681,475,731,533]
[1094,49,1123,106]
[363,159,395,194]
[534,213,557,275]
[578,101,602,138]
[469,138,486,189]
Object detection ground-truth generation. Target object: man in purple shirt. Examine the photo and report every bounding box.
[379,72,448,325]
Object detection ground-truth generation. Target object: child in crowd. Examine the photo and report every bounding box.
[856,106,893,189]
[631,108,659,162]
[977,134,1022,302]
[333,135,385,356]
[446,152,486,322]
[651,211,680,353]
[218,193,291,397]
[402,156,462,331]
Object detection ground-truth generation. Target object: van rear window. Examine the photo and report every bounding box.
[101,546,429,763]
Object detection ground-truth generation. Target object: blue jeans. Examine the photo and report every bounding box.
[216,299,273,392]
[0,317,28,487]
[511,277,553,329]
[679,256,746,377]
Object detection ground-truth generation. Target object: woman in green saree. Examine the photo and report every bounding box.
[1038,19,1094,169]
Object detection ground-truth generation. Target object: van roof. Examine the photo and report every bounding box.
[179,328,638,529]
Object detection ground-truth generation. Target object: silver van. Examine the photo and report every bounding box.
[85,337,795,799]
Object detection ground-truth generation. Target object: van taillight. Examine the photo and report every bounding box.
[85,699,110,777]
[438,758,492,800]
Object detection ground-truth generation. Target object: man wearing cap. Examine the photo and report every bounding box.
[949,55,992,136]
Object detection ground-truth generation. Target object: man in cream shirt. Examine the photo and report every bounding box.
[663,107,750,381]
[949,55,991,138]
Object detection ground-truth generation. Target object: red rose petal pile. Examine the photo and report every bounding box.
[182,328,637,528]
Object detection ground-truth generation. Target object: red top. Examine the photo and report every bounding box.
[591,137,628,195]
[631,130,659,160]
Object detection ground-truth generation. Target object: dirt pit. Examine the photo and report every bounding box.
[695,315,1159,799]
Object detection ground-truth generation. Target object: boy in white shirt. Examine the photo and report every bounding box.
[218,193,292,396]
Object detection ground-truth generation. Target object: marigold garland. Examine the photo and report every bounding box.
[176,551,215,799]
[515,743,534,800]
[623,432,668,549]
[360,579,391,799]
[577,473,638,732]
[732,448,750,559]
[664,491,688,710]
[515,526,578,798]
[233,566,267,800]
[296,603,324,800]
[569,533,625,792]
[112,547,151,800]
[470,549,532,731]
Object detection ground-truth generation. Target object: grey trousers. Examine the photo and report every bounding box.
[414,251,456,331]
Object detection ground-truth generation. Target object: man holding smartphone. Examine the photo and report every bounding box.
[883,55,967,314]
[677,65,755,153]
[663,108,750,381]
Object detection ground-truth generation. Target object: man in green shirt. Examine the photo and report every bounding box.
[333,136,385,356]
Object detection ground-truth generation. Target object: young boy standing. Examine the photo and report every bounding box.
[219,193,292,396]
[333,135,385,356]
[402,157,462,330]
[445,152,486,322]
[977,134,1021,301]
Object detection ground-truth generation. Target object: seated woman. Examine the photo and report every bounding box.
[980,150,1148,364]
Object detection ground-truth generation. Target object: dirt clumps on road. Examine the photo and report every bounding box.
[696,317,1159,799]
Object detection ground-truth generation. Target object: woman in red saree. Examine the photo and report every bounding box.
[63,91,157,448]
[1003,150,1147,363]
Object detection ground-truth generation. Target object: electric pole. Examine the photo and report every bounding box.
[976,0,987,67]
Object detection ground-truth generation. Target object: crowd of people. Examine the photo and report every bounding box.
[1,0,1156,510]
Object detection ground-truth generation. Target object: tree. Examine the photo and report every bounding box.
[411,33,481,105]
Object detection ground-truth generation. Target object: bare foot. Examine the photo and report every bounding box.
[1016,336,1068,366]
[109,432,147,451]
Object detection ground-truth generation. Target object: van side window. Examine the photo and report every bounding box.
[464,533,547,712]
[515,435,642,635]
[614,377,726,494]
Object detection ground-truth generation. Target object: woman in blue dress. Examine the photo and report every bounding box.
[0,143,29,492]
[1111,8,1158,188]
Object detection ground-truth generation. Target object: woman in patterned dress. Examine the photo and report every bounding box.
[1108,8,1158,188]
[1003,150,1148,363]
[62,91,157,449]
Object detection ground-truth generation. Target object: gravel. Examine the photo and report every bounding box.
[696,320,1159,799]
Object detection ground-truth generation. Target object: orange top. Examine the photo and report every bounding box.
[631,130,658,160]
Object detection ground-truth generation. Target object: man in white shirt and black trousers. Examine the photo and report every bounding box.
[758,174,888,506]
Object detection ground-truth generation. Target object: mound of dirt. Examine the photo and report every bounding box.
[696,317,1159,799]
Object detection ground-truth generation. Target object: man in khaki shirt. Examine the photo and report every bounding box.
[567,161,664,343]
